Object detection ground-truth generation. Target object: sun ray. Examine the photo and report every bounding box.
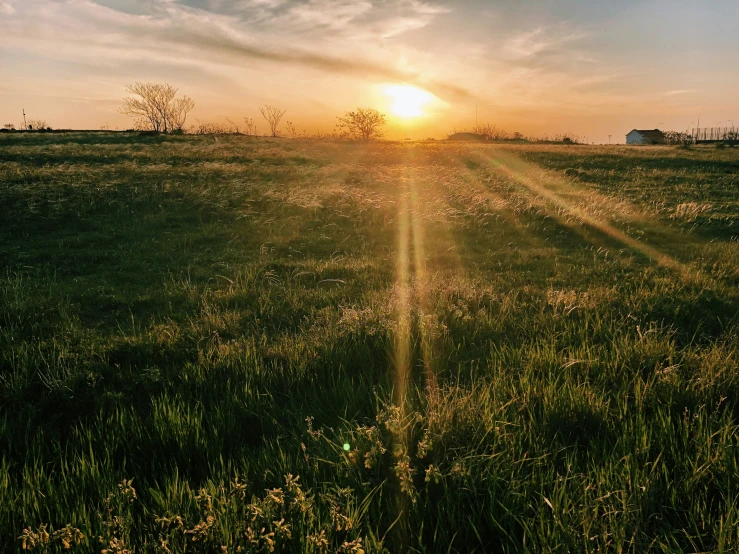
[394,190,412,408]
[476,148,711,286]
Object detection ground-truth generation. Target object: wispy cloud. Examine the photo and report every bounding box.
[503,26,588,61]
[663,89,700,96]
[0,0,15,15]
[1,0,470,100]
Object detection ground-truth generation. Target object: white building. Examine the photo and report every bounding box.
[626,129,665,145]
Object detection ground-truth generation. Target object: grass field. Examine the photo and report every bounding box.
[1,133,738,553]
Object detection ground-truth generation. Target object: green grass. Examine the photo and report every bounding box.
[1,132,738,552]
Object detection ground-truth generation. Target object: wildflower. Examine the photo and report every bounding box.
[265,487,284,506]
[195,489,213,513]
[417,437,432,458]
[118,479,137,503]
[425,464,442,484]
[272,518,292,539]
[284,474,308,510]
[331,506,353,531]
[230,476,248,500]
[339,537,365,553]
[260,528,276,552]
[394,453,416,501]
[18,525,50,550]
[308,530,329,552]
[54,525,84,550]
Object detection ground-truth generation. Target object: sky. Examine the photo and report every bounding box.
[1,0,738,142]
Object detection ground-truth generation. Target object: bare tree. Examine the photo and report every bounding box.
[471,123,510,141]
[243,117,257,136]
[225,117,241,134]
[285,121,297,138]
[663,130,693,147]
[259,105,286,137]
[27,119,48,131]
[191,119,229,135]
[3,124,15,131]
[336,108,386,140]
[119,83,194,133]
[168,96,195,132]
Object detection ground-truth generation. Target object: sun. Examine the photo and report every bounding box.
[385,85,433,118]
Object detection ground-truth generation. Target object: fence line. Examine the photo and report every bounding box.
[691,127,739,142]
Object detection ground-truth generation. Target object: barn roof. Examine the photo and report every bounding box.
[628,129,665,138]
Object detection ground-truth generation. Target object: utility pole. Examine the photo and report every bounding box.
[475,105,478,129]
[23,109,27,130]
[608,135,612,145]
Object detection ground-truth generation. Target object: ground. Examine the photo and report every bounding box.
[1,133,738,552]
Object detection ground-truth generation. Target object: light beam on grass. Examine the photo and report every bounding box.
[394,190,412,408]
[408,169,438,396]
[390,178,413,549]
[479,149,709,286]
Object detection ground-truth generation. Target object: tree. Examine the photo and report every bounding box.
[225,118,241,134]
[336,108,386,140]
[663,131,693,147]
[259,105,286,137]
[27,119,48,131]
[471,123,509,141]
[168,96,195,132]
[119,83,194,133]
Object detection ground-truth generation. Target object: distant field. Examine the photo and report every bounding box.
[1,133,738,552]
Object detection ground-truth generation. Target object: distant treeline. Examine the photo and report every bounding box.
[450,123,584,144]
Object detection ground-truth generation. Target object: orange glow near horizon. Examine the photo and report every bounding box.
[1,1,736,141]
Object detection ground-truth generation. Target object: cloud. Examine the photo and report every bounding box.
[282,0,375,31]
[0,1,15,15]
[1,0,472,102]
[502,25,590,66]
[663,89,700,96]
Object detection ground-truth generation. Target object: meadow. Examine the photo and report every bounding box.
[1,132,738,553]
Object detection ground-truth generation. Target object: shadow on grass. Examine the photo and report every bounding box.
[0,131,177,148]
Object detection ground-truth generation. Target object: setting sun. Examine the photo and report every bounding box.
[385,85,433,118]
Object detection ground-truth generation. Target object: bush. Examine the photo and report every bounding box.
[664,130,693,147]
